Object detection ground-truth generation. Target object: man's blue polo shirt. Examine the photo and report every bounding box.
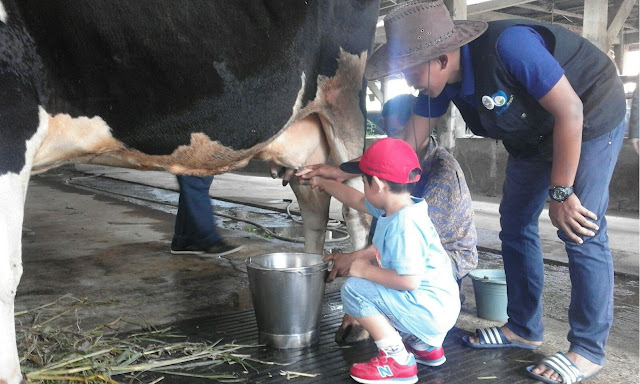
[414,26,564,119]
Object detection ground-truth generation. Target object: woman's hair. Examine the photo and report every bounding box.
[381,94,417,125]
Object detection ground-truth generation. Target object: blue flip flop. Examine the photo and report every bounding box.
[526,351,599,384]
[461,326,539,350]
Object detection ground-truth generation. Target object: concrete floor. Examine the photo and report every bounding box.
[15,165,639,384]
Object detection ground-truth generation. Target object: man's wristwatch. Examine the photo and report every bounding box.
[549,186,574,203]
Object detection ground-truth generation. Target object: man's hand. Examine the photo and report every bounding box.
[296,164,348,183]
[549,194,599,244]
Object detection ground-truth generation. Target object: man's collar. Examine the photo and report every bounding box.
[460,44,474,96]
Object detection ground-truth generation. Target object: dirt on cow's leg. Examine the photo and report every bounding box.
[335,314,371,344]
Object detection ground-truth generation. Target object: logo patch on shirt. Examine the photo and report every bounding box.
[492,90,507,106]
[481,95,495,110]
[483,90,513,115]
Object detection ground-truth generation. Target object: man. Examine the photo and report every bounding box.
[363,1,626,383]
[170,175,243,257]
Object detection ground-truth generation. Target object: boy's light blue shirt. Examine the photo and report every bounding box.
[366,197,460,346]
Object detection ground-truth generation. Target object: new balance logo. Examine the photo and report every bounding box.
[377,365,393,377]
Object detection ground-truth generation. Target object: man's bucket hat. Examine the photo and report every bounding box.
[365,0,487,80]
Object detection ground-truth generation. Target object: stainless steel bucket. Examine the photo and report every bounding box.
[246,253,329,349]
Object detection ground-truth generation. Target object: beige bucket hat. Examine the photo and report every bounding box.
[365,0,488,80]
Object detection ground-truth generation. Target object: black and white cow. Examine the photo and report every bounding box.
[0,1,379,382]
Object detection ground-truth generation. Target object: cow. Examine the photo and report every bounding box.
[0,1,379,382]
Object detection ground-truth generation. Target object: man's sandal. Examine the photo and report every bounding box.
[461,326,539,350]
[526,352,600,384]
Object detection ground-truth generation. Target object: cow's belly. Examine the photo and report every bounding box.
[30,112,258,176]
[30,111,329,177]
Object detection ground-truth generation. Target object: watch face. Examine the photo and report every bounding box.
[553,189,566,200]
[550,186,573,202]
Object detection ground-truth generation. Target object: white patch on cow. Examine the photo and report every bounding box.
[0,1,7,23]
[0,107,49,384]
[31,113,126,173]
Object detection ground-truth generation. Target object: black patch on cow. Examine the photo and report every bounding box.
[13,1,379,155]
[0,9,46,175]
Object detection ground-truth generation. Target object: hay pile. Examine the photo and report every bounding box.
[15,295,288,383]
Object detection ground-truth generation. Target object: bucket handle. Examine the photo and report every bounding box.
[246,257,330,273]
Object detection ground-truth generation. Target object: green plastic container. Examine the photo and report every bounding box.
[468,269,508,322]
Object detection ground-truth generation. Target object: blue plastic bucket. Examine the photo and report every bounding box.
[468,269,508,322]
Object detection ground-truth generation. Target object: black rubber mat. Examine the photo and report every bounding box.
[152,291,543,383]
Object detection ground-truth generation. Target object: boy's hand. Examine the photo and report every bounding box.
[323,251,353,282]
[299,175,327,191]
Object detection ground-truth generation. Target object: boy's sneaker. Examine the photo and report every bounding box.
[350,350,418,384]
[203,240,243,257]
[405,344,446,367]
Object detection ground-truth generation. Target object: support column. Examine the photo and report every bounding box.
[440,0,468,149]
[583,0,608,52]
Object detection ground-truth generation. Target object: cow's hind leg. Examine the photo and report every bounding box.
[0,173,27,384]
[289,181,331,254]
[0,71,48,383]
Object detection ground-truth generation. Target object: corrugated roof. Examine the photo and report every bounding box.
[376,0,638,47]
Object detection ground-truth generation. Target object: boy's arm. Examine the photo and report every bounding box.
[350,259,421,291]
[310,177,368,213]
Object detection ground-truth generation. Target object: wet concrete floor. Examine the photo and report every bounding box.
[15,166,639,383]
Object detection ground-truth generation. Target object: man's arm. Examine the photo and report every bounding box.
[538,75,598,243]
[296,163,355,182]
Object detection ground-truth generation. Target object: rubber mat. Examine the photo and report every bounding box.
[152,291,543,383]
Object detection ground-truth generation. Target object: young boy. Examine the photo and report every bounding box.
[303,138,460,384]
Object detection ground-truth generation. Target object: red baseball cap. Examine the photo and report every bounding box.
[340,138,421,183]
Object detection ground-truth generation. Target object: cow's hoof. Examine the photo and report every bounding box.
[334,323,370,344]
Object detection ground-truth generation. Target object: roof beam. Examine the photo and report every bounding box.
[471,10,584,34]
[607,0,639,46]
[467,0,536,15]
[515,3,638,31]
